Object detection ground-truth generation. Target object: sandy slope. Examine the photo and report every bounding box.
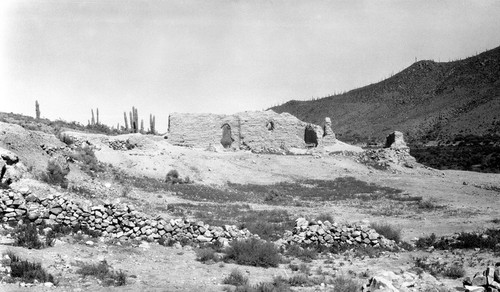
[1,128,500,291]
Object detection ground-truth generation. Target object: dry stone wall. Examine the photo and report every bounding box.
[1,189,397,248]
[283,218,395,248]
[0,189,251,245]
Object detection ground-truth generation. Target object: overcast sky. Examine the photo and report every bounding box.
[1,0,499,132]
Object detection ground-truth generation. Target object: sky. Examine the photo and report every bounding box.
[1,0,499,132]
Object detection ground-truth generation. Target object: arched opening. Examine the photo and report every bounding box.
[304,125,318,147]
[221,123,233,148]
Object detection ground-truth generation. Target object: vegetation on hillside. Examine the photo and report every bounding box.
[270,46,500,146]
[410,134,500,173]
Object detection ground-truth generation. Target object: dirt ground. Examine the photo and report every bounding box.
[1,129,500,291]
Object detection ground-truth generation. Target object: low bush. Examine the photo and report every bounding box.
[195,247,219,263]
[57,133,75,146]
[288,274,309,286]
[415,229,500,251]
[223,269,248,286]
[264,189,290,203]
[14,223,43,249]
[77,260,127,286]
[330,275,359,292]
[165,169,192,184]
[443,265,466,279]
[69,146,105,176]
[223,238,281,268]
[417,199,445,210]
[283,245,318,262]
[6,252,56,284]
[40,158,69,188]
[371,222,402,242]
[414,257,446,277]
[315,213,334,223]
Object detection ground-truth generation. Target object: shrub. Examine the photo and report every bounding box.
[315,213,334,223]
[195,247,219,263]
[264,189,289,203]
[331,275,359,292]
[6,252,56,284]
[223,269,248,286]
[283,245,318,262]
[418,199,444,210]
[165,169,192,184]
[238,210,294,241]
[415,233,438,248]
[57,133,75,146]
[415,229,500,251]
[40,158,70,188]
[288,274,309,286]
[77,260,126,286]
[414,257,446,276]
[371,222,402,242]
[223,238,281,268]
[14,223,43,249]
[443,265,466,279]
[70,146,105,176]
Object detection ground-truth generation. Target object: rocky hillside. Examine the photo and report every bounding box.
[271,46,500,144]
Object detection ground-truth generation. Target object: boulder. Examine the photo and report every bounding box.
[0,147,27,185]
[1,162,28,185]
[0,147,19,165]
[363,276,400,292]
[464,286,485,292]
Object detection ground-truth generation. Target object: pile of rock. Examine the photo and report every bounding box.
[0,189,252,245]
[463,264,500,292]
[362,270,448,292]
[283,218,394,248]
[108,140,134,151]
[359,131,416,169]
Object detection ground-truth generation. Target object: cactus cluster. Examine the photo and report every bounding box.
[122,107,156,134]
[128,107,139,133]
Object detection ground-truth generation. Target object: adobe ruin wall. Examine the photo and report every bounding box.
[167,110,335,153]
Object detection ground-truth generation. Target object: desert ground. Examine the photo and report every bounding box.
[1,122,499,291]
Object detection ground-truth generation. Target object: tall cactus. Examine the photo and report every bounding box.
[129,111,133,131]
[140,119,144,134]
[91,109,95,125]
[123,112,129,130]
[35,100,40,120]
[96,108,99,125]
[149,114,156,134]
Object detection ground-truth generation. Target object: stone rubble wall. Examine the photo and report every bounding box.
[1,189,396,248]
[283,218,394,248]
[0,189,251,245]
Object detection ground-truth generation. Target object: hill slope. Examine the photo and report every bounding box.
[271,46,500,144]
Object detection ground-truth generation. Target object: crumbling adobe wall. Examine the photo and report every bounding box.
[168,113,240,148]
[237,111,310,152]
[167,110,336,152]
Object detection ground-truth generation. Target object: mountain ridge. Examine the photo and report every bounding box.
[270,46,500,144]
